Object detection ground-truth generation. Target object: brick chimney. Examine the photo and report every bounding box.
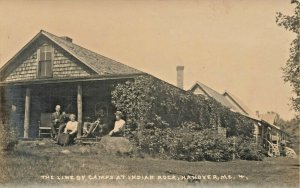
[60,36,73,43]
[256,111,260,118]
[176,66,184,89]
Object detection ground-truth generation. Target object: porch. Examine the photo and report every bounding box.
[1,79,128,139]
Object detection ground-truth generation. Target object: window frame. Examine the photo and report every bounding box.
[37,44,54,78]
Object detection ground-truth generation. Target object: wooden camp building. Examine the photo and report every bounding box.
[0,30,145,138]
[189,81,290,152]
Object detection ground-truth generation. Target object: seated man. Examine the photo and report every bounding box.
[50,105,67,139]
[109,111,126,137]
[63,114,78,145]
[82,108,109,137]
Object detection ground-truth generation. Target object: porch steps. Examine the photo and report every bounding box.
[271,144,280,156]
[265,140,297,158]
[266,140,280,157]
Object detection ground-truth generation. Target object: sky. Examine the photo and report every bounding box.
[0,0,297,120]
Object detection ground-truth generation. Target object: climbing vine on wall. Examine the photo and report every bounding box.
[111,75,254,137]
[111,75,262,161]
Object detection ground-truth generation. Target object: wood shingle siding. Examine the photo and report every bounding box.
[52,48,90,78]
[5,52,38,81]
[0,30,144,83]
[4,44,91,81]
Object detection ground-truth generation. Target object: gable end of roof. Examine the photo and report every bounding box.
[0,30,144,80]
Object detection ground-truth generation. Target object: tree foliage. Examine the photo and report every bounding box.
[276,0,300,111]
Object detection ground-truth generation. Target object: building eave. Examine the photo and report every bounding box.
[0,31,43,77]
[0,73,146,86]
[223,91,249,115]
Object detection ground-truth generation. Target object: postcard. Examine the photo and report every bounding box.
[0,1,299,187]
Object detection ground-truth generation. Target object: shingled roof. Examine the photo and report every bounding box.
[41,30,143,75]
[0,30,144,78]
[189,81,288,132]
[189,81,256,117]
[223,91,255,117]
[259,112,279,125]
[190,82,239,111]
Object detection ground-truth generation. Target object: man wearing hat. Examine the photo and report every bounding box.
[109,111,126,136]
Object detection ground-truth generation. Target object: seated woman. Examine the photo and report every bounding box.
[108,111,126,137]
[63,114,78,145]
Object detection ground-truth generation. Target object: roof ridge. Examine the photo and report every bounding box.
[40,30,102,74]
[41,30,124,64]
[191,81,251,116]
[40,30,143,75]
[196,81,223,96]
[42,30,108,60]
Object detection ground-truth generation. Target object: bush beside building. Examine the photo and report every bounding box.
[111,75,263,161]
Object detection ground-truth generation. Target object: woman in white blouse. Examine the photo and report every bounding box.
[63,114,78,144]
[109,111,126,137]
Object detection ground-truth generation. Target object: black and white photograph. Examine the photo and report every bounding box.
[0,0,299,187]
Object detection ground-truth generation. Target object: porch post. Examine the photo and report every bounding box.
[0,86,5,123]
[77,84,82,137]
[254,123,259,144]
[24,88,31,138]
[261,124,264,146]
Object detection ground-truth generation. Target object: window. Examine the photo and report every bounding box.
[38,45,53,77]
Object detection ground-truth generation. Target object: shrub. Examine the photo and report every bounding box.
[136,124,264,162]
[135,123,237,162]
[202,135,235,162]
[235,137,265,161]
[0,121,18,153]
[111,75,260,161]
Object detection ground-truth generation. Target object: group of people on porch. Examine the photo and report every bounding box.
[50,104,126,146]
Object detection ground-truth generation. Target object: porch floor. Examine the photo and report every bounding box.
[18,137,101,144]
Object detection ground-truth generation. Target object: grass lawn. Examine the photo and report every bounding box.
[0,139,299,188]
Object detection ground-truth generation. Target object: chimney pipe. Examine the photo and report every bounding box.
[256,111,260,118]
[60,36,73,43]
[176,66,184,89]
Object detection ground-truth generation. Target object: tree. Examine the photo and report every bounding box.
[276,0,300,111]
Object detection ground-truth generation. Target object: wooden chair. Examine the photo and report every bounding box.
[38,113,53,138]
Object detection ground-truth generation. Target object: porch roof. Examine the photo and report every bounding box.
[0,73,145,86]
